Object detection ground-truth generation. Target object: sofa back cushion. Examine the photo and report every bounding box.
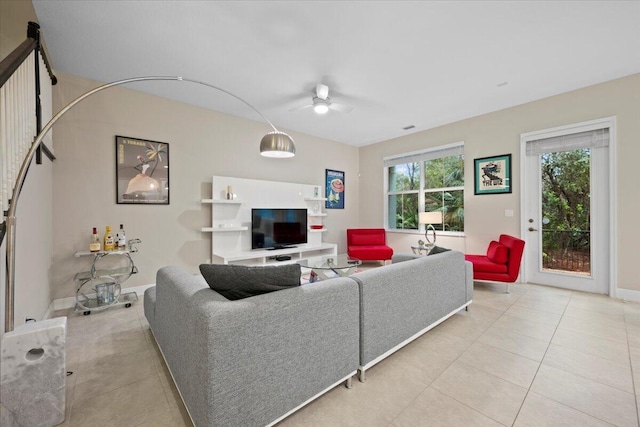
[199,264,301,300]
[428,246,451,255]
[487,241,509,264]
[499,234,526,279]
[347,228,386,246]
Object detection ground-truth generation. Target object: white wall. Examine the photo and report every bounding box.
[359,73,640,294]
[50,73,360,299]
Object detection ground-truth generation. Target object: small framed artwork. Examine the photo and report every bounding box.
[325,169,345,209]
[474,154,512,195]
[116,135,170,204]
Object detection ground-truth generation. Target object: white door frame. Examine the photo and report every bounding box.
[519,117,617,297]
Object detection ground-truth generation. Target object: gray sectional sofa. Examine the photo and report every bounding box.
[353,250,473,381]
[144,250,472,427]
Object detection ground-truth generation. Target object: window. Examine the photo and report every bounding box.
[385,143,464,233]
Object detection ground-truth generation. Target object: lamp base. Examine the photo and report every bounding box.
[424,224,436,246]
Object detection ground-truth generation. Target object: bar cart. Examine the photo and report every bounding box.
[73,239,141,315]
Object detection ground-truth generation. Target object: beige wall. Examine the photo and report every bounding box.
[359,73,640,295]
[1,0,53,332]
[51,73,360,299]
[0,0,35,60]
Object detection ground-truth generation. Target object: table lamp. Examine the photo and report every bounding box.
[418,211,443,248]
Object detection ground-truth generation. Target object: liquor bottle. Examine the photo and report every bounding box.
[89,227,101,252]
[103,226,115,251]
[118,224,126,249]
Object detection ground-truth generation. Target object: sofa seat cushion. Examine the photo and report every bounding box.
[464,254,508,273]
[348,245,394,260]
[487,241,509,264]
[199,263,301,300]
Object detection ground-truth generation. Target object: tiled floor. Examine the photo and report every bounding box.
[56,281,640,426]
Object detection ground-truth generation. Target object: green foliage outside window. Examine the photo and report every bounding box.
[387,153,464,231]
[424,156,464,232]
[388,163,420,230]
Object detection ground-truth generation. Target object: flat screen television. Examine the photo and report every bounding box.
[251,208,307,250]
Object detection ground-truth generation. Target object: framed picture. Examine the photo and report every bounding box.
[474,154,512,195]
[116,135,170,204]
[325,169,345,209]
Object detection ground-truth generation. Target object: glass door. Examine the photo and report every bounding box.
[522,125,610,294]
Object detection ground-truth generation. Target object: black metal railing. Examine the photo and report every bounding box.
[542,229,591,273]
[0,22,57,247]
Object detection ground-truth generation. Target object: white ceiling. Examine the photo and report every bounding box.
[33,1,640,147]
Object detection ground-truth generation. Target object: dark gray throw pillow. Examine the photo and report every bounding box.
[199,263,301,300]
[428,246,451,255]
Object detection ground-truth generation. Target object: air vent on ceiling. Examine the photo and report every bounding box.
[402,125,415,130]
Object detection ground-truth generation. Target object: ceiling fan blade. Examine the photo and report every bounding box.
[329,102,353,113]
[288,104,313,112]
[316,84,329,100]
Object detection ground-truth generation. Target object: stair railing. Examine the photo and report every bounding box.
[1,21,56,332]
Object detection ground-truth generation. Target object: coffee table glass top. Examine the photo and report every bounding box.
[298,254,361,270]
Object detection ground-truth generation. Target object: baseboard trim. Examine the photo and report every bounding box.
[50,283,156,312]
[617,288,640,303]
[42,301,55,320]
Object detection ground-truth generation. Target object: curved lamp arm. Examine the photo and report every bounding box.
[4,75,291,332]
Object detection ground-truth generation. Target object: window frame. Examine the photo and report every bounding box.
[383,142,465,236]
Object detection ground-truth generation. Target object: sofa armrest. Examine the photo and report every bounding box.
[465,260,474,303]
[153,266,359,427]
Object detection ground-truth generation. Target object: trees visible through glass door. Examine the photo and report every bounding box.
[540,148,591,275]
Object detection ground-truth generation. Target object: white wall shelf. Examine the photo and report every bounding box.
[201,199,242,204]
[204,176,332,263]
[201,227,248,232]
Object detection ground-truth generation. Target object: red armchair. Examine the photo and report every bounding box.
[465,234,525,293]
[347,228,394,263]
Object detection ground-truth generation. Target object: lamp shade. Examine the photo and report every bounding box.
[419,211,443,225]
[260,131,296,158]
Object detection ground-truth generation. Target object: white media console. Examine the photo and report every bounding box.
[211,243,337,266]
[203,176,336,266]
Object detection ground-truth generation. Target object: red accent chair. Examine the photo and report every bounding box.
[465,234,525,293]
[347,229,394,263]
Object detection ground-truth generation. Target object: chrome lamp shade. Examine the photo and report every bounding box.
[260,131,296,158]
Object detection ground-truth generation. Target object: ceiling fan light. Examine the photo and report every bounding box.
[260,131,296,158]
[313,103,329,114]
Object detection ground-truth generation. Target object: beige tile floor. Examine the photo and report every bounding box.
[55,280,640,426]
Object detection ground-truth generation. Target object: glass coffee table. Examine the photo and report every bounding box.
[298,254,362,283]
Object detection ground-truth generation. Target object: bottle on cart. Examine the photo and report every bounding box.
[118,224,126,249]
[89,227,101,252]
[103,226,115,251]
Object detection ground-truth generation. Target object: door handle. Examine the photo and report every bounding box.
[528,227,538,232]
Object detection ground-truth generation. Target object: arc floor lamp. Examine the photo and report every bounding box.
[4,75,295,332]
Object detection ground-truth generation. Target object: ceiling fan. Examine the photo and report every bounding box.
[290,84,353,114]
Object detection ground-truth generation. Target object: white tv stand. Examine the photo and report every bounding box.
[212,243,337,267]
[204,176,335,265]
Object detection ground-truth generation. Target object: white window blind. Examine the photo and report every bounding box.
[383,143,464,167]
[526,128,609,156]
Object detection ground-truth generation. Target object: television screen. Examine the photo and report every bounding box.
[251,208,308,249]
